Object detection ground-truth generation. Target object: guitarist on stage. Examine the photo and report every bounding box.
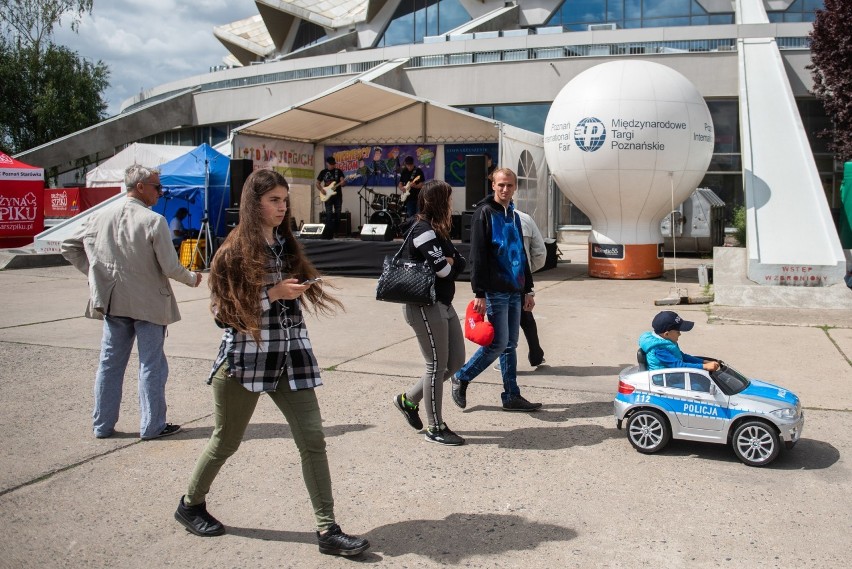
[398,155,424,219]
[316,156,346,238]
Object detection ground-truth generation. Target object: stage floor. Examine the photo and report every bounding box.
[298,236,471,280]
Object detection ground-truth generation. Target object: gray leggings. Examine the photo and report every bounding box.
[402,302,466,428]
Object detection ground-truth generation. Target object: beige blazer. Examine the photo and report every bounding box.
[61,196,198,326]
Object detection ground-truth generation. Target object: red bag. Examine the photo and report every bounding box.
[464,300,494,346]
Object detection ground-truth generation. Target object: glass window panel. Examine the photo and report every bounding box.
[699,173,743,224]
[438,0,470,35]
[691,15,709,25]
[689,374,711,392]
[652,374,664,386]
[708,154,741,172]
[493,104,549,134]
[626,0,641,20]
[690,0,709,16]
[608,1,624,21]
[784,13,804,23]
[644,0,691,18]
[787,0,802,9]
[562,0,607,24]
[666,373,686,389]
[709,14,734,24]
[804,0,824,11]
[643,17,690,27]
[707,100,740,153]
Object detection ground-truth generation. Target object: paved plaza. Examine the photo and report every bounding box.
[1,239,850,568]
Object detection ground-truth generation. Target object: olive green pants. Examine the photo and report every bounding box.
[184,365,335,530]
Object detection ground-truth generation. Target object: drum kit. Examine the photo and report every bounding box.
[364,189,404,236]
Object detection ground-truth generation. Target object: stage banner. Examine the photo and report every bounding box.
[444,143,499,187]
[233,134,315,185]
[44,188,81,217]
[325,144,437,188]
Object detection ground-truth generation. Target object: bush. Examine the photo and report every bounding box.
[732,206,747,247]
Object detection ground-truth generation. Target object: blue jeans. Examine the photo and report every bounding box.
[455,291,521,403]
[93,315,169,438]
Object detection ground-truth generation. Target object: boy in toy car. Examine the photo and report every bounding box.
[639,311,720,372]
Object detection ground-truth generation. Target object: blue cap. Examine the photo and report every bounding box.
[652,311,694,334]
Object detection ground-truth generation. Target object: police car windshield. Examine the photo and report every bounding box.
[711,364,750,395]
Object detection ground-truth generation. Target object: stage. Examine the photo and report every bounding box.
[298,236,472,280]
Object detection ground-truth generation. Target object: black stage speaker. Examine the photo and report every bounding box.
[360,223,393,241]
[464,154,488,209]
[450,213,462,240]
[229,159,253,207]
[461,210,474,243]
[319,211,352,237]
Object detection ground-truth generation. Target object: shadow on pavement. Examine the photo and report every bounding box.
[176,422,374,441]
[634,437,839,470]
[361,513,576,563]
[518,364,630,377]
[461,424,620,450]
[464,401,612,422]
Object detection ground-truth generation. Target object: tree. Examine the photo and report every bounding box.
[0,0,92,50]
[809,0,852,162]
[0,41,108,153]
[0,0,108,155]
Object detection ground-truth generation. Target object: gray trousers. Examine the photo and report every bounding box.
[403,302,465,428]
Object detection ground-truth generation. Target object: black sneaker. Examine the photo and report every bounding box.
[317,523,370,556]
[425,423,465,446]
[451,376,468,409]
[393,394,423,430]
[502,395,542,412]
[529,350,546,367]
[174,497,225,537]
[141,423,182,440]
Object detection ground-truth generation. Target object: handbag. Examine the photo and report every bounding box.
[375,227,436,305]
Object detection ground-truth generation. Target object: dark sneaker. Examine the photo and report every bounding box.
[393,394,423,430]
[529,350,546,367]
[317,523,370,556]
[174,497,225,537]
[425,423,465,446]
[451,376,468,409]
[502,395,542,412]
[142,423,182,440]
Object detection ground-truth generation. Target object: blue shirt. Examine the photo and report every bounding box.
[638,331,704,371]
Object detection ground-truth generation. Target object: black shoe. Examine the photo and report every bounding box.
[502,395,542,412]
[317,523,370,556]
[393,394,423,430]
[425,423,465,446]
[142,423,182,440]
[451,376,468,409]
[174,497,225,537]
[529,350,546,367]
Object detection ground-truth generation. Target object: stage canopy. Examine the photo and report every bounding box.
[232,75,548,232]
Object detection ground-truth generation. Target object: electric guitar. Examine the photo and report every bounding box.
[318,180,339,202]
[399,175,421,203]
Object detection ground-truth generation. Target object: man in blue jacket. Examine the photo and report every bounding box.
[639,311,720,372]
[451,168,542,412]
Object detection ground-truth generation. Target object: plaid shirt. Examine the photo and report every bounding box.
[208,240,322,393]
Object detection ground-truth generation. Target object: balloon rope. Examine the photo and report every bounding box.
[670,172,677,290]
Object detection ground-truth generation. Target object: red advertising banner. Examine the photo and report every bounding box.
[44,188,81,217]
[0,152,45,247]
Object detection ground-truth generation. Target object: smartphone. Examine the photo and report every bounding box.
[301,277,322,285]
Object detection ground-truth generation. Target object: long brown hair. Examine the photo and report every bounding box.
[416,179,453,239]
[209,169,341,341]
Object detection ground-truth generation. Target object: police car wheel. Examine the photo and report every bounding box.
[626,410,670,454]
[732,420,780,467]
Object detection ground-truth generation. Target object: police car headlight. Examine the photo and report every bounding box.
[770,408,797,420]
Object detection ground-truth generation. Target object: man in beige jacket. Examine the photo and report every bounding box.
[62,165,202,440]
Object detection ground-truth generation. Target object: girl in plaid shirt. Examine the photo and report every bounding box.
[174,169,369,557]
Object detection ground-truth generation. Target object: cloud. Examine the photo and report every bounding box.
[53,0,257,115]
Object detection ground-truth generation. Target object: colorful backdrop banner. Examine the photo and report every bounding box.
[233,135,315,185]
[324,144,437,188]
[444,143,499,187]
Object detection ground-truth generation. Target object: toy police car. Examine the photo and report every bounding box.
[614,352,803,466]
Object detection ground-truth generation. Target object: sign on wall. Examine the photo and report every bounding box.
[233,135,315,185]
[324,144,437,187]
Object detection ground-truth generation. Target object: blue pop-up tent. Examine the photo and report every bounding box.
[153,143,231,238]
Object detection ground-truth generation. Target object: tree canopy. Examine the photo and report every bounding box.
[809,0,852,162]
[0,0,107,155]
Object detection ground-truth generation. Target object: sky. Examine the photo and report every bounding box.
[53,0,258,116]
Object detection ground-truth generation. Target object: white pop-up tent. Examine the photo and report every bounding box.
[85,143,193,190]
[232,75,547,232]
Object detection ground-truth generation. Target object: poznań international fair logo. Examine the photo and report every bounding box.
[574,117,606,152]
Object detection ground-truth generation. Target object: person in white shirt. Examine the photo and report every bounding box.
[169,207,191,247]
[516,209,546,366]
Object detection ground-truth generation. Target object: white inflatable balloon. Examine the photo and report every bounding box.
[544,60,714,278]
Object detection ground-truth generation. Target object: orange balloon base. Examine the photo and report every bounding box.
[588,243,663,279]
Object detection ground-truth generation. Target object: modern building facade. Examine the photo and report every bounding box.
[19,0,835,234]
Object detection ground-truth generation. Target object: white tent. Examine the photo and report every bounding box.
[232,78,547,232]
[85,143,193,190]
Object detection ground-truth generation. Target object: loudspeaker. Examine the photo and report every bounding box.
[464,154,488,209]
[360,223,393,241]
[319,211,352,237]
[299,223,325,239]
[229,159,253,207]
[461,210,474,243]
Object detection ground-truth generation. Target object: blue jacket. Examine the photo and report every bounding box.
[638,331,704,371]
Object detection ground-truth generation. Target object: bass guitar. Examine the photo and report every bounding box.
[319,181,339,202]
[399,175,421,203]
